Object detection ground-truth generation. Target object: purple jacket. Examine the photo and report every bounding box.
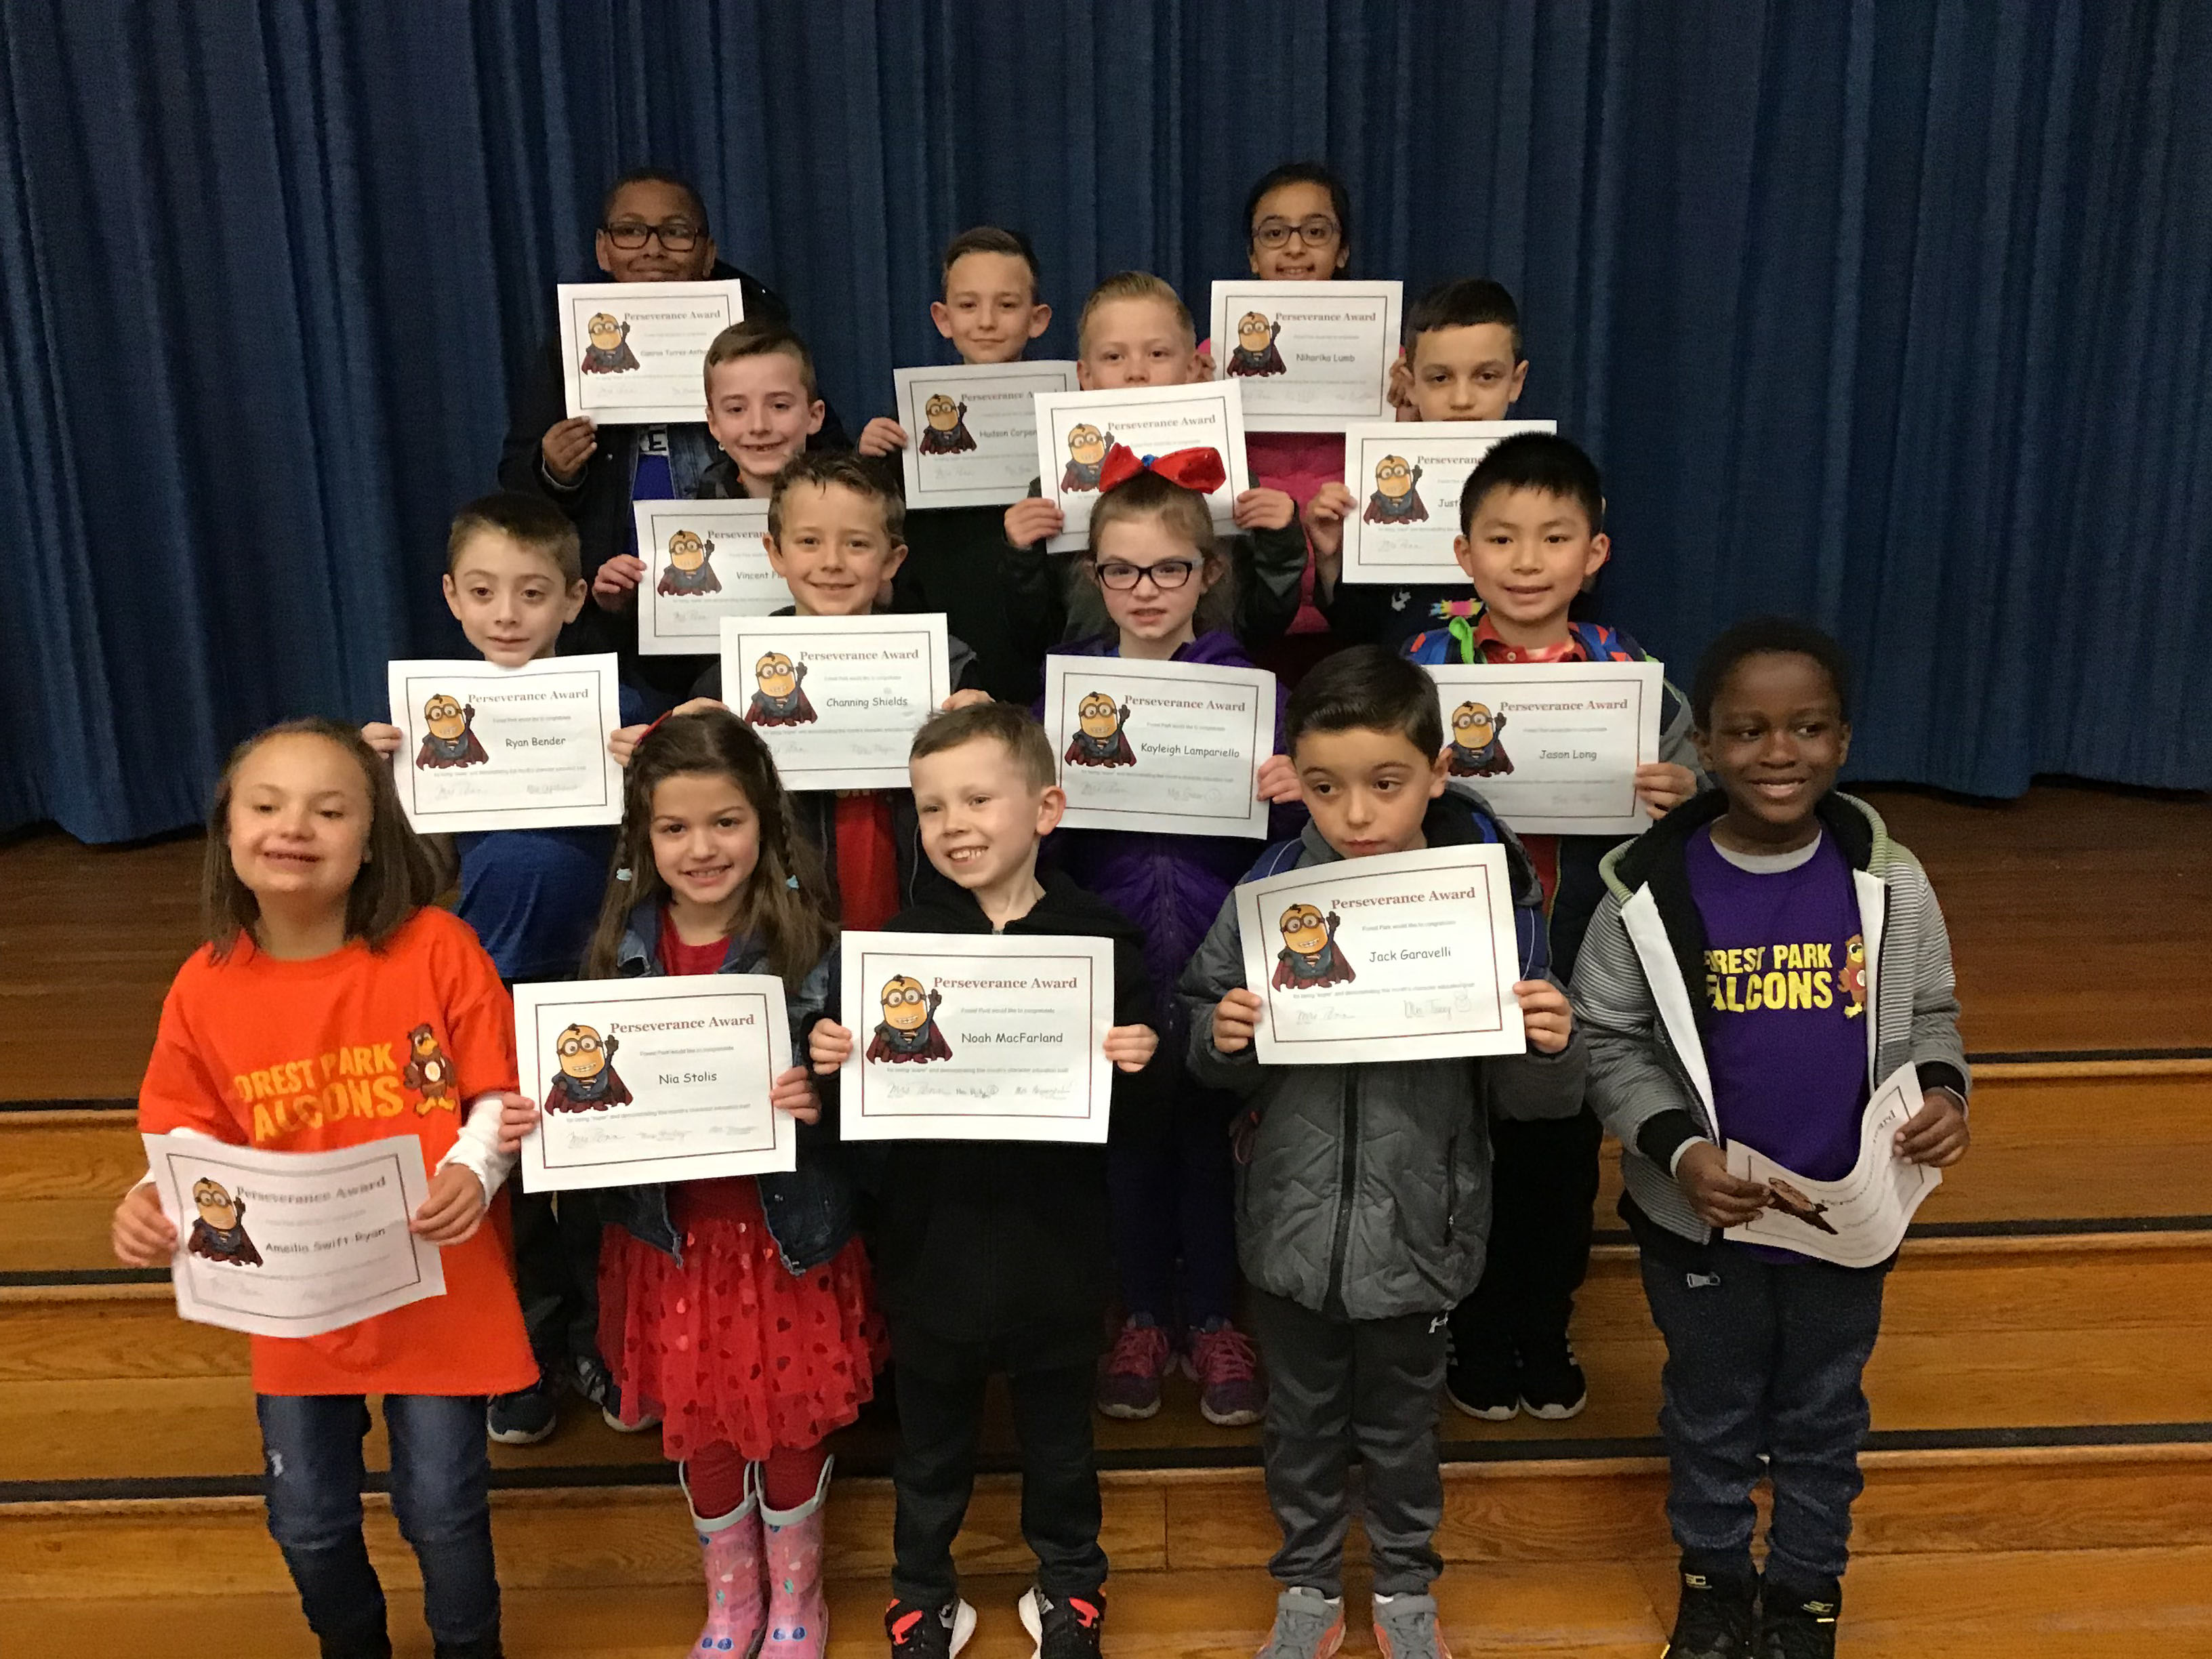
[1039,630,1301,1039]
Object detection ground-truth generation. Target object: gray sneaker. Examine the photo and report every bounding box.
[1372,1593,1451,1659]
[1256,1588,1344,1659]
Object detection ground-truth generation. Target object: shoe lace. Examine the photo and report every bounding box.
[1673,1580,1754,1654]
[1039,1593,1103,1658]
[1759,1601,1837,1659]
[1374,1601,1442,1659]
[886,1599,951,1654]
[1103,1318,1172,1378]
[1189,1323,1258,1385]
[1265,1595,1339,1659]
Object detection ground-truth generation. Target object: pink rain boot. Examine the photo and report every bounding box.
[758,1454,833,1659]
[684,1460,766,1658]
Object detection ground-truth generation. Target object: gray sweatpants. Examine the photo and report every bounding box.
[1248,1288,1450,1597]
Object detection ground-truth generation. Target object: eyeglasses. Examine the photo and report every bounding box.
[558,1035,603,1057]
[1252,218,1340,250]
[1094,558,1198,591]
[602,219,703,252]
[885,987,926,1006]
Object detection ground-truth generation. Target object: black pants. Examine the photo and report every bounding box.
[891,1351,1105,1604]
[510,1189,604,1376]
[1449,1107,1602,1361]
[1248,1288,1450,1598]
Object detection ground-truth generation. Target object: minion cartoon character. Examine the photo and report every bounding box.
[579,311,640,374]
[1272,903,1356,989]
[1446,701,1513,777]
[1362,455,1429,524]
[186,1179,263,1267]
[1764,1179,1839,1237]
[401,1024,458,1113]
[1224,310,1287,377]
[865,976,953,1064]
[415,694,490,769]
[656,529,722,596]
[543,1024,632,1113]
[1061,424,1113,492]
[1064,693,1137,768]
[1841,934,1868,1019]
[918,392,978,455]
[743,653,817,727]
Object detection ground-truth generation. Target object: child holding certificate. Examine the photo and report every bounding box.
[1002,271,1307,655]
[808,703,1160,1659]
[1036,466,1301,1428]
[1410,432,1702,1427]
[1181,647,1582,1659]
[501,709,878,1659]
[111,719,533,1659]
[1572,619,1971,1659]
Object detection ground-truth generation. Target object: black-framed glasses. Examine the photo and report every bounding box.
[1094,558,1198,591]
[1252,218,1340,250]
[602,219,703,251]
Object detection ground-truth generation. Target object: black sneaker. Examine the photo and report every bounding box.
[1662,1559,1758,1658]
[1018,1585,1104,1659]
[885,1596,976,1659]
[570,1352,657,1432]
[1757,1579,1841,1659]
[1515,1331,1588,1420]
[485,1374,558,1446]
[1444,1339,1519,1421]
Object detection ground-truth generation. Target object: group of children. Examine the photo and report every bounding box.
[108,159,1973,1659]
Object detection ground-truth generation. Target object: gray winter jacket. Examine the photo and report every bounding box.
[1572,790,1969,1248]
[1179,785,1587,1320]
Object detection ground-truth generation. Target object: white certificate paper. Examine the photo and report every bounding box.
[387,654,624,834]
[1031,381,1252,552]
[1423,661,1664,837]
[1338,420,1558,584]
[513,975,796,1192]
[1725,1064,1942,1269]
[634,499,784,655]
[718,613,951,790]
[557,278,745,424]
[1235,844,1527,1066]
[1043,654,1274,839]
[1208,280,1404,432]
[838,932,1116,1143]
[143,1133,445,1339]
[895,361,1081,509]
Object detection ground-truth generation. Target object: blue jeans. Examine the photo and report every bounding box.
[256,1393,499,1648]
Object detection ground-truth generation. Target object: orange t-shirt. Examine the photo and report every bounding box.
[138,905,535,1397]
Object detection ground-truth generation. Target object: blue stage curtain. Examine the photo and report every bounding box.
[2,1,2206,840]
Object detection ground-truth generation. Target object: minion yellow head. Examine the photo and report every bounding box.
[555,1024,608,1082]
[1452,701,1496,748]
[1077,693,1122,741]
[1067,424,1106,466]
[1237,311,1273,352]
[1375,455,1416,499]
[880,976,930,1033]
[924,393,961,432]
[191,1179,239,1231]
[668,529,708,571]
[1279,903,1330,958]
[586,312,624,350]
[754,653,797,699]
[424,694,466,741]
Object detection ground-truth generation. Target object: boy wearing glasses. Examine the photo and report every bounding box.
[496,167,846,697]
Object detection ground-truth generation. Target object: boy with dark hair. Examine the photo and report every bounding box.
[807,703,1161,1659]
[1307,276,1535,652]
[495,167,845,698]
[1574,617,1970,1659]
[1181,644,1585,1659]
[855,226,1057,703]
[361,491,648,1446]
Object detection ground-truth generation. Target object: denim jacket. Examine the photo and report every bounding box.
[593,900,854,1273]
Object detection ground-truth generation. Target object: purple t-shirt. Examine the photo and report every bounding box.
[1685,825,1871,1181]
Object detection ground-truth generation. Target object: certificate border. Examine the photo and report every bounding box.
[718,616,951,791]
[163,1143,430,1325]
[853,947,1103,1123]
[558,281,743,424]
[393,662,617,828]
[1210,280,1403,431]
[1046,657,1273,836]
[634,499,783,653]
[1424,663,1658,828]
[1338,421,1558,584]
[895,362,1081,510]
[1033,382,1250,553]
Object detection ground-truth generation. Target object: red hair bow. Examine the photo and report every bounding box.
[1096,441,1227,495]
